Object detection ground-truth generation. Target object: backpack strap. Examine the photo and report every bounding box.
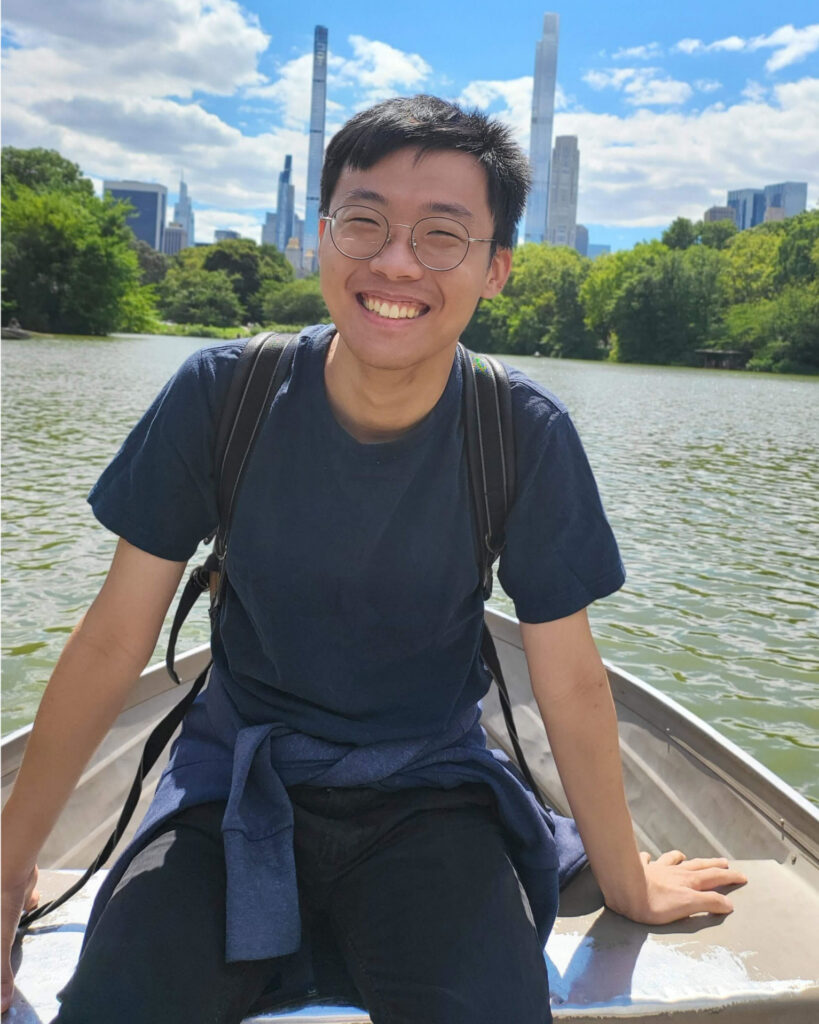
[20,333,300,929]
[459,345,546,807]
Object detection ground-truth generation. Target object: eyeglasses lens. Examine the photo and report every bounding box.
[330,206,469,270]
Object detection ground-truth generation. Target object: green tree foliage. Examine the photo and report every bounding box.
[775,210,819,286]
[1,147,94,198]
[661,217,698,250]
[199,238,293,322]
[721,227,782,305]
[583,241,726,365]
[698,219,738,250]
[462,244,598,358]
[132,238,170,285]
[2,153,153,334]
[661,215,737,251]
[157,267,243,327]
[262,277,328,326]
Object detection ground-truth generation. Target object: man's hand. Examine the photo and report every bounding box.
[2,863,39,1012]
[609,850,748,925]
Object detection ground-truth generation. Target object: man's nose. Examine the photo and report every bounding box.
[369,224,424,278]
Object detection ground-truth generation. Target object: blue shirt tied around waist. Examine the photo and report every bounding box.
[85,324,626,964]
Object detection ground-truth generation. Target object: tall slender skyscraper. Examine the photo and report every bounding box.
[275,155,295,252]
[546,135,579,249]
[302,25,328,274]
[174,176,195,248]
[524,14,559,244]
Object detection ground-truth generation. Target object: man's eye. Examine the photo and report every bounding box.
[427,229,460,240]
[349,217,381,227]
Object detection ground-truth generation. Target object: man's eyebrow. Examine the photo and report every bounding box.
[340,188,386,204]
[338,189,474,220]
[424,200,474,220]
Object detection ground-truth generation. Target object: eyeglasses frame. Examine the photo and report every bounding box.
[319,205,496,271]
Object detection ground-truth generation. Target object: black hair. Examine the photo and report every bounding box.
[320,95,531,250]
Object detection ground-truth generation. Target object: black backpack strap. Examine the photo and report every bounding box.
[21,334,300,930]
[459,345,545,808]
[458,344,515,601]
[19,658,212,927]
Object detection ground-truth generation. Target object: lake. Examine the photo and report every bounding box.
[2,333,817,804]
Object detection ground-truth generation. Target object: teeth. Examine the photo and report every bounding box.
[363,295,423,320]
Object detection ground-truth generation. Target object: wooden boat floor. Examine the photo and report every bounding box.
[8,861,819,1023]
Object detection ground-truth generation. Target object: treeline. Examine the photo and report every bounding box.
[3,147,817,373]
[463,211,819,374]
[1,147,328,335]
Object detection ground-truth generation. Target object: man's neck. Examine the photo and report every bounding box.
[324,333,457,443]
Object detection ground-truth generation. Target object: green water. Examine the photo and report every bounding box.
[2,335,818,804]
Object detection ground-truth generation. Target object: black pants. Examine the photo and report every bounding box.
[55,784,555,1024]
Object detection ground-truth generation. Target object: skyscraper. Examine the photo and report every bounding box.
[302,25,328,274]
[727,189,765,231]
[524,13,559,244]
[103,180,167,250]
[763,181,807,219]
[174,177,195,248]
[275,155,295,253]
[546,135,579,248]
[162,222,187,256]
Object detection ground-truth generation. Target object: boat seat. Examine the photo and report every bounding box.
[9,861,819,1022]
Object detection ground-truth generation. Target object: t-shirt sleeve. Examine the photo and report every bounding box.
[87,345,236,561]
[498,389,625,624]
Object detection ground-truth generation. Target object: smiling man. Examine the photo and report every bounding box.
[2,96,746,1024]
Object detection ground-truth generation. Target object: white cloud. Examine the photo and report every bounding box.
[330,35,432,104]
[612,43,663,61]
[742,80,769,102]
[2,0,269,99]
[673,23,819,73]
[583,68,693,106]
[748,24,819,73]
[695,79,723,93]
[246,53,313,130]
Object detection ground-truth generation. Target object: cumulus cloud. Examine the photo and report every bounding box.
[331,35,432,103]
[583,68,693,106]
[673,23,819,72]
[2,0,269,98]
[695,79,723,93]
[612,43,663,61]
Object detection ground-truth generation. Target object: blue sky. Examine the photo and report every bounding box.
[3,1,818,250]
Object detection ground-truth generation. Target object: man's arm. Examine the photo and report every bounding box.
[1,538,186,1011]
[521,608,747,924]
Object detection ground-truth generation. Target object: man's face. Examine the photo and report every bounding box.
[319,147,511,371]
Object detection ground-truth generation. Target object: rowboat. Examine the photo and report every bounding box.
[3,607,818,1022]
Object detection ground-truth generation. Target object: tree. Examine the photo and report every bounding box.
[1,146,94,199]
[593,241,726,365]
[262,277,328,325]
[201,238,294,322]
[157,267,243,327]
[661,217,698,250]
[463,244,598,357]
[776,210,819,286]
[132,239,169,285]
[722,227,782,305]
[698,219,738,250]
[2,184,151,334]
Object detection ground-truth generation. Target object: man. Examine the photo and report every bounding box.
[1,95,745,1024]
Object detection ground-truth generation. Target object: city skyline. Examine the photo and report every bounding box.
[4,3,817,252]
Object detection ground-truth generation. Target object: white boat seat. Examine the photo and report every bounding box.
[8,861,819,1022]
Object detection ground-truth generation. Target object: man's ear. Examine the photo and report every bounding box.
[318,218,327,241]
[481,247,512,299]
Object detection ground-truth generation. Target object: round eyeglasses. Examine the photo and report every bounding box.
[320,205,495,271]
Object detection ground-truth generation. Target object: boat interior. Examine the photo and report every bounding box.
[3,610,818,1022]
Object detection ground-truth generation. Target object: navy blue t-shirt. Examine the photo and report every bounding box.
[89,325,625,745]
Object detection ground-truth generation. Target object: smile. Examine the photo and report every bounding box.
[358,293,429,320]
